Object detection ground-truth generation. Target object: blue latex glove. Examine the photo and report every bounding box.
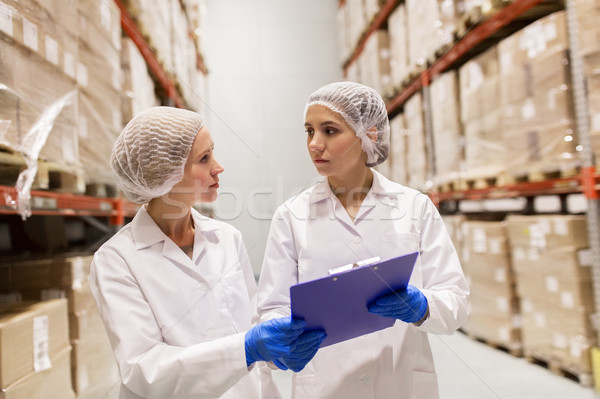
[245,317,305,366]
[368,285,428,323]
[272,329,327,372]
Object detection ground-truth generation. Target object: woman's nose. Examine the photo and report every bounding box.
[308,133,325,151]
[212,161,224,175]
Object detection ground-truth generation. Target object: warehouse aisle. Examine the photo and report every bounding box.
[272,331,596,398]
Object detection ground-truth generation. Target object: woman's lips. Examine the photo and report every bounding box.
[209,182,219,189]
[314,159,329,164]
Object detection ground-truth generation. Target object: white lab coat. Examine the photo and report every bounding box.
[90,206,280,399]
[257,170,469,399]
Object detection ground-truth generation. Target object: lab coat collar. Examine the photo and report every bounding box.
[131,206,219,250]
[307,169,401,205]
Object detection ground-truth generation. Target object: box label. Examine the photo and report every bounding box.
[45,35,59,65]
[22,17,38,52]
[64,52,75,78]
[33,315,52,372]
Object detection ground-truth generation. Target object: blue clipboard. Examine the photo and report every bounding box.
[290,251,418,348]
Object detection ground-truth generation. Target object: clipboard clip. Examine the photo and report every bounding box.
[328,256,381,276]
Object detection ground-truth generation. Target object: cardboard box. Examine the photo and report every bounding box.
[360,30,391,94]
[431,71,463,184]
[0,347,74,399]
[404,92,429,189]
[463,110,505,178]
[389,114,407,185]
[388,4,409,87]
[497,11,567,70]
[502,121,579,176]
[71,334,118,395]
[506,215,589,249]
[0,299,70,389]
[459,46,499,123]
[511,246,594,312]
[0,256,93,292]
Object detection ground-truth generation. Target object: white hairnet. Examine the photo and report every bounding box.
[110,106,206,204]
[304,81,390,167]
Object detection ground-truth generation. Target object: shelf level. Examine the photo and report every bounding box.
[0,185,139,225]
[433,172,600,203]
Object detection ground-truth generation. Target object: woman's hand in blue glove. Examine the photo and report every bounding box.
[368,285,428,323]
[273,329,327,372]
[245,317,305,366]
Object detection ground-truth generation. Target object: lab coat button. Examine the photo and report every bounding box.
[207,328,217,338]
[353,237,362,244]
[197,284,207,292]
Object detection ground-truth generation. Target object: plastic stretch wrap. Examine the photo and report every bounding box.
[359,30,391,95]
[121,38,160,123]
[498,12,581,177]
[406,0,457,69]
[459,47,504,179]
[0,0,127,218]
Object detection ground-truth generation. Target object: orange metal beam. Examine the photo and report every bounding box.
[114,0,185,108]
[342,0,399,72]
[434,173,597,203]
[0,185,139,225]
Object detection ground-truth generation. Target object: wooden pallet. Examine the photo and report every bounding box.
[465,332,523,357]
[0,148,85,194]
[436,179,470,193]
[456,1,514,38]
[525,352,593,387]
[507,166,581,184]
[85,182,118,198]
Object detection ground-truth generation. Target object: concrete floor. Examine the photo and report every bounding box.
[272,332,597,398]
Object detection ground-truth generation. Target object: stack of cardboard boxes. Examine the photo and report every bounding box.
[388,114,408,185]
[459,46,504,179]
[461,221,522,353]
[507,215,596,375]
[430,71,463,185]
[0,255,118,398]
[0,299,74,399]
[404,92,429,190]
[498,12,579,178]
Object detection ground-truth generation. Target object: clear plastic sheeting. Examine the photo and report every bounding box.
[4,90,76,220]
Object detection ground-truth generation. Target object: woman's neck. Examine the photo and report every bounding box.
[328,167,373,209]
[146,197,195,245]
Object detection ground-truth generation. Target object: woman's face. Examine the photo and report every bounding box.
[171,126,224,203]
[305,104,367,178]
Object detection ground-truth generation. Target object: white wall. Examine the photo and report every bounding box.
[204,0,342,275]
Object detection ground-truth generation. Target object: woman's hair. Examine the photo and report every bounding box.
[110,106,205,204]
[304,82,390,166]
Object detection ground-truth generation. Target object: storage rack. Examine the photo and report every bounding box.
[342,0,600,346]
[1,0,206,234]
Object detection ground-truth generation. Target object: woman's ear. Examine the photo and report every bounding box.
[366,127,377,142]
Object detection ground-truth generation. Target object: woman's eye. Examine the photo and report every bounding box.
[200,154,209,162]
[305,129,314,136]
[325,128,337,135]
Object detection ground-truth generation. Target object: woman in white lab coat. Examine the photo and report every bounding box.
[257,82,469,398]
[90,107,325,399]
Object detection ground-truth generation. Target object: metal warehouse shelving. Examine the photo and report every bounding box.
[341,0,600,350]
[1,0,205,232]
